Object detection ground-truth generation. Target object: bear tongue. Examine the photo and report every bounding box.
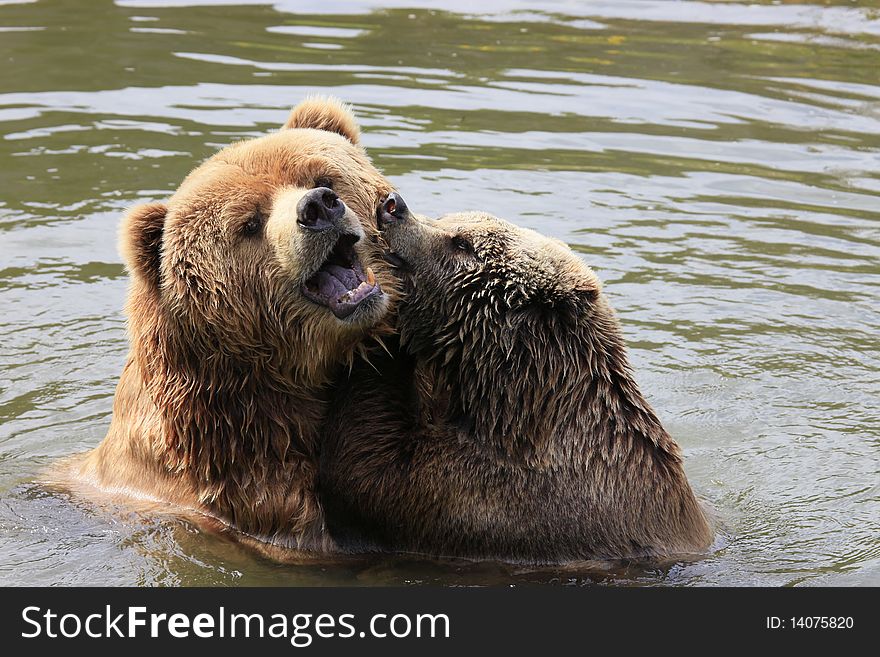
[324,263,361,290]
[304,262,380,317]
[311,270,350,301]
[328,279,380,318]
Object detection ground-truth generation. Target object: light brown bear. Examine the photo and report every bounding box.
[319,199,714,563]
[53,97,396,553]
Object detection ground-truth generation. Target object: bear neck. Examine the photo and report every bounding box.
[572,304,683,460]
[421,297,683,468]
[131,310,331,538]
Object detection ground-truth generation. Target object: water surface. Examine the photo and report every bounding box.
[1,0,878,586]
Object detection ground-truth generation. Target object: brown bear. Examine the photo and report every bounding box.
[51,97,397,554]
[319,200,714,564]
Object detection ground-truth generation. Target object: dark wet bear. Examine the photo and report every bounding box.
[319,203,713,564]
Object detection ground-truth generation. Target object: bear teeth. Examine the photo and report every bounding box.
[338,280,374,303]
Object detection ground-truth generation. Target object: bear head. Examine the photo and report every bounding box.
[121,97,396,388]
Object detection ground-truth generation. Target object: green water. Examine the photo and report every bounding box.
[0,0,878,586]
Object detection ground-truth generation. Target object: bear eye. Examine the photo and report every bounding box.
[242,211,264,236]
[451,235,474,254]
[314,176,334,190]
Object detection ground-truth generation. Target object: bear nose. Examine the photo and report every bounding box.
[297,187,344,231]
[377,192,410,230]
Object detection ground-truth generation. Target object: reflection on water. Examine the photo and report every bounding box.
[0,0,878,586]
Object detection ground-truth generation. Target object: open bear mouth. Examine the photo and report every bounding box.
[302,233,382,320]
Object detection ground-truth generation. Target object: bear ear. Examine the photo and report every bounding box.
[119,202,167,288]
[523,285,597,326]
[282,96,361,145]
[574,285,600,304]
[558,285,599,321]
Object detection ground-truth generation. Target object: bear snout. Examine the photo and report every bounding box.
[376,191,411,229]
[297,187,346,231]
